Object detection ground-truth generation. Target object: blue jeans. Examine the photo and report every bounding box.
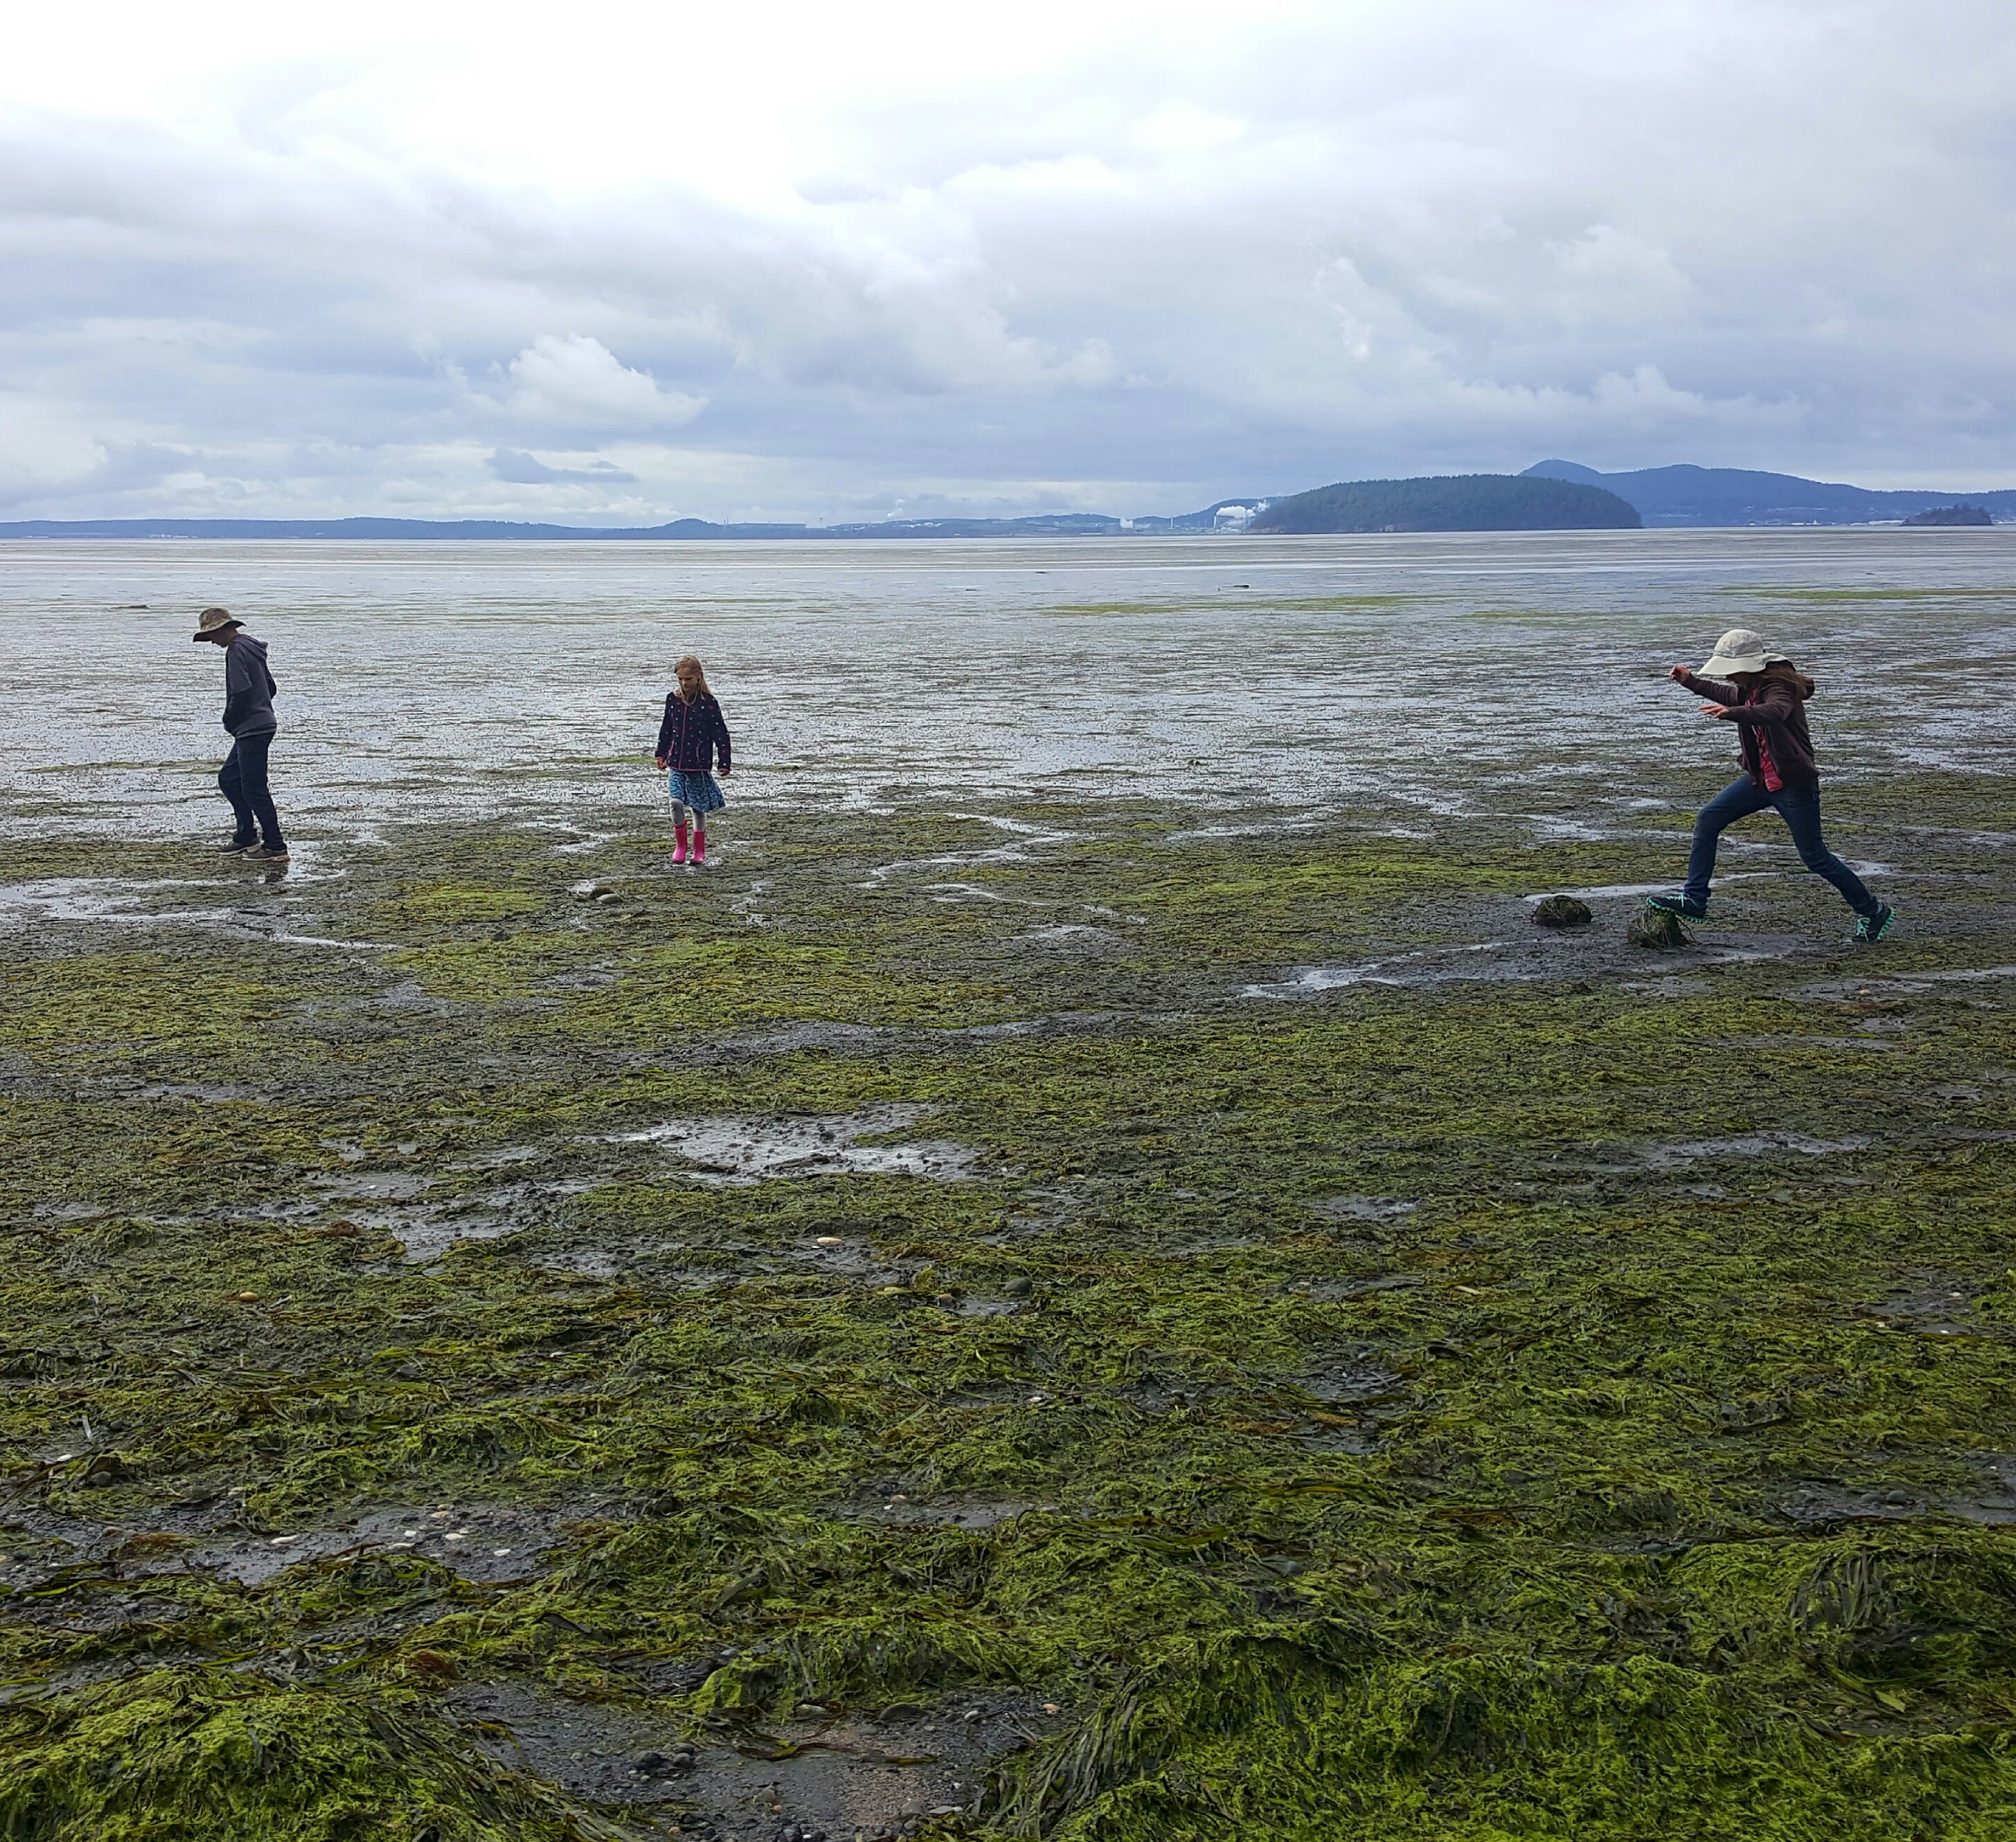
[219,731,283,846]
[1684,777,1874,915]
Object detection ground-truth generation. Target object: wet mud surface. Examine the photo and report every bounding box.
[5,540,2016,1839]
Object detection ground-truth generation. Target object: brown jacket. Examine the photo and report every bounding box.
[1677,663,1819,789]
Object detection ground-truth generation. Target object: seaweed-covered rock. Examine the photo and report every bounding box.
[1533,895,1593,929]
[1627,905,1692,949]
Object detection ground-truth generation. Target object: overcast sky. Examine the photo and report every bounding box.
[3,0,2012,524]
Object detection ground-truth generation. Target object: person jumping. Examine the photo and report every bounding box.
[1648,627,1893,941]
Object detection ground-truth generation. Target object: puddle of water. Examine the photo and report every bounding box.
[313,1168,586,1261]
[618,1105,978,1184]
[1641,1132,1871,1170]
[1522,874,1776,902]
[846,1496,1040,1530]
[1308,1196,1417,1224]
[0,872,383,950]
[189,1503,574,1586]
[316,1170,435,1201]
[1291,1275,1423,1303]
[453,1145,547,1170]
[1864,1279,1988,1340]
[1246,942,1525,999]
[446,1676,1049,1834]
[1781,1479,2016,1529]
[1800,965,2016,999]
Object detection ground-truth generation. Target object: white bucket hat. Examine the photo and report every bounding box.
[1700,627,1776,676]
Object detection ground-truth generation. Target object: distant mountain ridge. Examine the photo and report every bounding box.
[1249,474,1639,535]
[0,485,1623,542]
[1524,460,2016,526]
[0,513,1137,542]
[6,464,2008,539]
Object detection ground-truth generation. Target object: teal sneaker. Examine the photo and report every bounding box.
[1854,904,1896,944]
[1646,893,1707,920]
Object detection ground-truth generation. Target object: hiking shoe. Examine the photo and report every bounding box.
[1854,903,1896,944]
[220,836,258,853]
[1645,893,1706,920]
[245,844,290,864]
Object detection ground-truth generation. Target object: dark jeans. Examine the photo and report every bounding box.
[219,731,283,846]
[1684,776,1874,915]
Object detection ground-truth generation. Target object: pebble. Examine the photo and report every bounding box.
[633,1744,699,1778]
[815,1236,844,1246]
[1002,1278,1033,1298]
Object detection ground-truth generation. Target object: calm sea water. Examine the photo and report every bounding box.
[3,530,2011,844]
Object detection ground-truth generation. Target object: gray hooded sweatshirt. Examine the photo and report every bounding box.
[222,634,278,737]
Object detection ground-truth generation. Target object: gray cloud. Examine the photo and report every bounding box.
[488,447,639,485]
[1,1,2012,521]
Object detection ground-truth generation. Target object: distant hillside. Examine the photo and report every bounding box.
[1525,460,2016,526]
[1247,474,1640,535]
[0,513,1125,542]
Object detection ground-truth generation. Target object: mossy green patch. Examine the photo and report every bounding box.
[3,789,2013,1839]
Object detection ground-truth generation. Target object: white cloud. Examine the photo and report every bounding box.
[0,0,2012,517]
[491,334,704,429]
[0,395,108,493]
[1134,103,1247,153]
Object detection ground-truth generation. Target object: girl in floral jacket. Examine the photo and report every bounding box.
[654,655,731,866]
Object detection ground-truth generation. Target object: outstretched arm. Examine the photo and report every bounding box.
[1670,668,1796,726]
[1672,667,1739,704]
[1702,681,1796,726]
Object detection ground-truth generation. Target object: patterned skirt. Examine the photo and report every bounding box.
[667,769,726,814]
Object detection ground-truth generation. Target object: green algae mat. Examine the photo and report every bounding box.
[3,785,2014,1842]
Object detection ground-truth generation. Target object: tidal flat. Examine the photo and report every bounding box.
[3,533,2015,1840]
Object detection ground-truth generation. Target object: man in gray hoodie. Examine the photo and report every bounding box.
[193,607,287,863]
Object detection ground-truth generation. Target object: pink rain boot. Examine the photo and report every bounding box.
[692,827,708,867]
[670,821,690,866]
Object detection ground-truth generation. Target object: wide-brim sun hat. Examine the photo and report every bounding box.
[192,607,242,642]
[1700,627,1775,676]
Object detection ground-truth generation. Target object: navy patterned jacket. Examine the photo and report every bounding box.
[656,692,731,774]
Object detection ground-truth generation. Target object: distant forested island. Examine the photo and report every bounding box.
[1902,504,1993,527]
[1247,473,1639,534]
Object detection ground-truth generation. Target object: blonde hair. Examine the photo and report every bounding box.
[674,654,711,700]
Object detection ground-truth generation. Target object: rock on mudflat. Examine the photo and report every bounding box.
[1532,895,1593,928]
[1627,906,1692,949]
